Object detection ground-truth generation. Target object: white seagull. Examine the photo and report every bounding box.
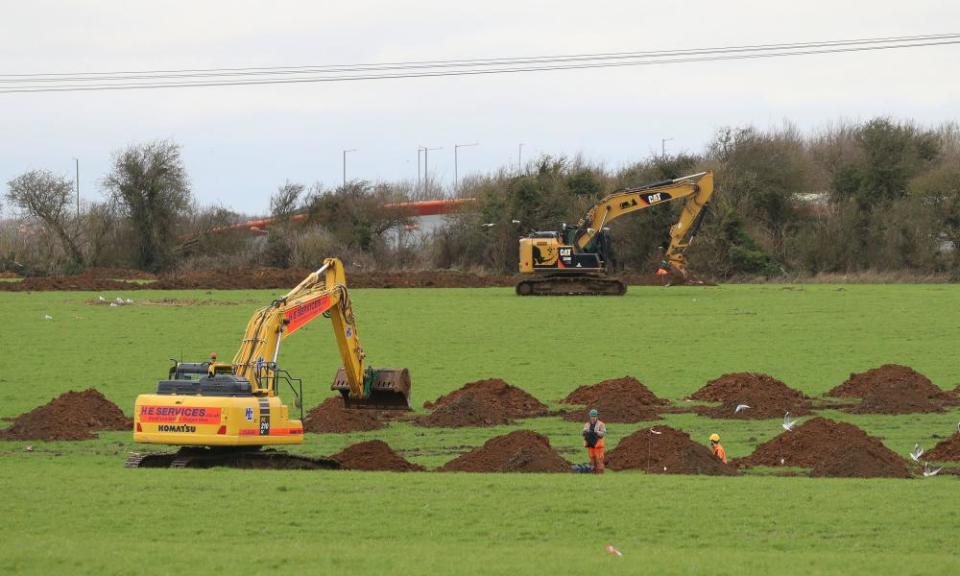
[735,404,751,414]
[782,412,797,432]
[909,444,924,463]
[97,296,106,303]
[923,463,942,477]
[42,314,53,320]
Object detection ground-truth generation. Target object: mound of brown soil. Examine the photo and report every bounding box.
[689,372,810,419]
[737,417,910,478]
[439,430,570,473]
[604,426,736,475]
[925,433,960,461]
[562,376,668,406]
[829,365,952,414]
[559,376,667,423]
[303,397,386,433]
[329,440,424,471]
[0,389,131,441]
[829,365,946,397]
[416,379,548,428]
[810,443,912,479]
[415,392,513,428]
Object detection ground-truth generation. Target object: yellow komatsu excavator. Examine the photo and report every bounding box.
[127,257,411,469]
[516,171,714,296]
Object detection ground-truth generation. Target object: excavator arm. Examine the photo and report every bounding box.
[663,171,714,277]
[229,258,411,409]
[574,171,713,276]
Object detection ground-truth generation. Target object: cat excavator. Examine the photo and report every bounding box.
[126,257,411,468]
[516,170,714,296]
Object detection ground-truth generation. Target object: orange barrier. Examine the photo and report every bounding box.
[205,198,475,236]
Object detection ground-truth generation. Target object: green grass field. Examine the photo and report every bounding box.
[1,285,959,575]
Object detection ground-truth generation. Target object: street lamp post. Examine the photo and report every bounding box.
[661,138,673,158]
[420,145,442,194]
[417,147,424,189]
[454,142,479,191]
[73,158,79,218]
[518,143,524,172]
[342,149,357,186]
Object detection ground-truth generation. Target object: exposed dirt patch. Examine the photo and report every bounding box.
[604,426,736,475]
[689,372,810,419]
[329,440,424,471]
[303,397,386,433]
[0,267,516,291]
[828,365,953,414]
[559,376,668,423]
[737,417,911,478]
[925,433,960,461]
[0,389,131,441]
[439,430,570,472]
[416,379,548,428]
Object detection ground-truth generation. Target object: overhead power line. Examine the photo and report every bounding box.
[0,33,957,94]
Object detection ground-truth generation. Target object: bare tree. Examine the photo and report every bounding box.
[6,169,84,267]
[103,140,192,271]
[270,181,305,220]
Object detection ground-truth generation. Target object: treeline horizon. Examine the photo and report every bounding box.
[3,116,960,280]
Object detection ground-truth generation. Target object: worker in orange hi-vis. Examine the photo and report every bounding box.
[582,409,607,474]
[709,433,727,464]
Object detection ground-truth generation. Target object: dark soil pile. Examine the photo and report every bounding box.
[688,372,810,419]
[329,440,424,472]
[439,430,570,473]
[416,379,548,428]
[303,397,386,433]
[604,426,737,475]
[810,443,912,479]
[559,376,668,423]
[828,365,951,414]
[925,433,960,461]
[0,389,131,441]
[738,417,911,478]
[563,376,667,406]
[415,392,513,427]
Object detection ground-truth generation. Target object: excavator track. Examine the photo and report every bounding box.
[515,274,627,296]
[125,447,341,470]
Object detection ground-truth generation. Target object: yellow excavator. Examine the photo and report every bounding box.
[127,257,411,468]
[516,170,714,296]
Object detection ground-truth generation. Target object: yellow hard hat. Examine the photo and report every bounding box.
[709,433,720,443]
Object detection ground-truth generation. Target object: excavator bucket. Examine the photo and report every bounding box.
[331,367,412,410]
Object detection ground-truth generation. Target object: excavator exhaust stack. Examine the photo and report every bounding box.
[331,367,413,410]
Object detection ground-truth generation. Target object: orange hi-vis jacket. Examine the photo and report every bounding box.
[712,442,727,464]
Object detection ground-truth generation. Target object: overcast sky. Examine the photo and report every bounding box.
[1,1,958,215]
